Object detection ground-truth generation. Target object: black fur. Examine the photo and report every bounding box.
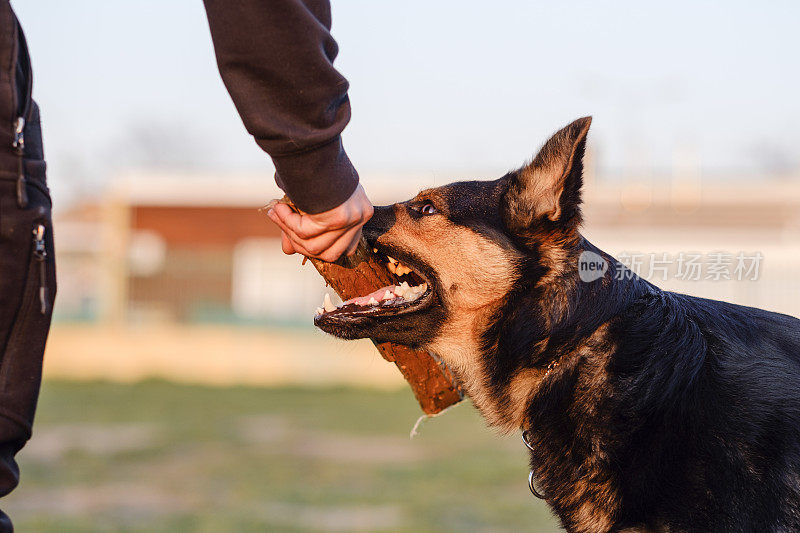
[515,283,800,531]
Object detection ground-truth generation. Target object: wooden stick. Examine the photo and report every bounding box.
[266,199,463,414]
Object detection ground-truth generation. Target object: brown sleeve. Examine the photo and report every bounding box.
[202,0,359,214]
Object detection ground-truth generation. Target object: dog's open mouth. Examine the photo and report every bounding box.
[313,248,434,325]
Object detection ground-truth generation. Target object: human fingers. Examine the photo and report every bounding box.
[280,232,296,255]
[270,208,349,259]
[344,227,362,256]
[315,225,363,263]
[272,202,332,239]
[269,209,313,255]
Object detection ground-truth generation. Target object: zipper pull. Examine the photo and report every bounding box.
[16,164,28,207]
[33,224,48,315]
[14,117,28,208]
[12,117,25,153]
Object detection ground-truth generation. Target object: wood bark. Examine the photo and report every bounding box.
[267,199,463,414]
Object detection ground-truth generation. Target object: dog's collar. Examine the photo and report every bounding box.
[543,359,560,378]
[519,292,660,503]
[519,357,563,500]
[521,429,547,499]
[517,352,563,496]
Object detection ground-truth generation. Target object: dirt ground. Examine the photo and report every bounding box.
[43,324,405,388]
[4,381,560,532]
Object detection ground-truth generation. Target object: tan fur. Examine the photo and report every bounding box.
[503,367,545,429]
[536,239,579,328]
[518,117,590,221]
[517,163,563,220]
[574,501,616,533]
[505,117,591,233]
[571,326,615,422]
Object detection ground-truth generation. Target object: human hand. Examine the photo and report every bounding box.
[267,184,374,263]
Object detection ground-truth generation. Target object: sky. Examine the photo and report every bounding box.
[13,0,800,205]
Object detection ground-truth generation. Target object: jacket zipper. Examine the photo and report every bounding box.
[32,224,48,315]
[2,222,51,368]
[13,116,27,207]
[11,20,33,208]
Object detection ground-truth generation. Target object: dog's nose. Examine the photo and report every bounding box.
[362,205,396,243]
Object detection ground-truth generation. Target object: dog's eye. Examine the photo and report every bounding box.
[420,202,438,215]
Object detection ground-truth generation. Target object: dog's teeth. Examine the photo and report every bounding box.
[382,290,394,300]
[396,264,411,276]
[399,283,427,302]
[386,256,397,264]
[386,262,397,274]
[323,293,337,312]
[368,297,379,306]
[315,307,324,316]
[373,248,378,253]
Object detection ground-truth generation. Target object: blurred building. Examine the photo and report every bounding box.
[582,175,800,317]
[53,171,800,326]
[57,174,312,325]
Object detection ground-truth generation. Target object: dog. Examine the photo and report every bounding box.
[314,117,800,532]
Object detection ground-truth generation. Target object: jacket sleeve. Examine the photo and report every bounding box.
[203,0,359,214]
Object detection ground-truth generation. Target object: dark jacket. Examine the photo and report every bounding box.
[1,4,57,533]
[203,0,359,214]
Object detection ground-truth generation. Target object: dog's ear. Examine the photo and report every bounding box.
[503,117,591,235]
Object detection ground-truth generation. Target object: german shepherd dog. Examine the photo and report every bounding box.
[314,117,800,532]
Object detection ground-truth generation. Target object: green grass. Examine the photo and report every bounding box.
[3,381,561,532]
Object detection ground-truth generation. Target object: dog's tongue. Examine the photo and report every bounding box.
[317,281,429,315]
[342,286,397,307]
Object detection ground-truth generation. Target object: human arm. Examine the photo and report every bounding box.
[203,0,372,258]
